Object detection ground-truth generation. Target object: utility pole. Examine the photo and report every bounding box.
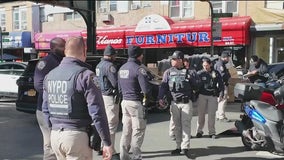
[200,0,214,57]
[0,26,2,61]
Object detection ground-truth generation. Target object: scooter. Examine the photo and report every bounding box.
[234,83,284,155]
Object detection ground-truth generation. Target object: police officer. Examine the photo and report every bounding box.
[214,51,231,122]
[118,45,151,160]
[245,55,268,87]
[42,36,112,160]
[34,37,65,160]
[196,57,224,139]
[158,51,200,159]
[96,44,120,159]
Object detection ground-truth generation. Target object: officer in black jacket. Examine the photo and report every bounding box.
[96,44,120,159]
[214,51,231,122]
[158,51,200,159]
[42,36,112,160]
[196,57,224,139]
[34,37,65,160]
[118,45,151,160]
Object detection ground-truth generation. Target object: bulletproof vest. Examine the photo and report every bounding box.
[199,70,219,95]
[96,60,115,95]
[168,67,191,93]
[45,65,89,119]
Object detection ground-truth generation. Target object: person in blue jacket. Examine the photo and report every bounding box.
[34,37,65,160]
[42,36,112,160]
[118,45,151,160]
[96,44,120,159]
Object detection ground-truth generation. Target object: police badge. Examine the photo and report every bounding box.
[37,60,46,70]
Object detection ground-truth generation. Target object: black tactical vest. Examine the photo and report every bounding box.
[96,60,114,95]
[45,65,89,119]
[168,67,192,96]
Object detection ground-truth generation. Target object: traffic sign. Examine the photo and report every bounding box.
[1,32,9,36]
[213,13,233,18]
[213,22,222,40]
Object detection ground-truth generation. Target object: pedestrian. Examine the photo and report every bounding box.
[42,36,112,160]
[214,51,231,122]
[95,44,120,159]
[245,55,268,87]
[195,57,224,139]
[118,45,151,160]
[158,51,200,159]
[34,37,66,160]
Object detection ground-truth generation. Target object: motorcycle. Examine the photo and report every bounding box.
[234,82,284,155]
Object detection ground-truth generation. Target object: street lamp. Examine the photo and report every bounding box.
[200,0,214,57]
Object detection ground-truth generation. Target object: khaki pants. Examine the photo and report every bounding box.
[170,100,193,149]
[120,100,146,160]
[102,95,120,154]
[50,130,92,160]
[36,110,56,160]
[196,94,218,135]
[216,87,228,119]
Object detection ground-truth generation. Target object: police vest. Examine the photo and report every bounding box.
[45,65,90,119]
[168,67,192,94]
[199,70,219,96]
[96,60,114,95]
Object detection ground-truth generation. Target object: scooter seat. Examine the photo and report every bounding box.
[250,100,283,122]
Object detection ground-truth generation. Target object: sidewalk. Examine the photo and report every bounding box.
[93,102,245,160]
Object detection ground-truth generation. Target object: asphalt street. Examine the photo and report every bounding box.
[0,101,284,160]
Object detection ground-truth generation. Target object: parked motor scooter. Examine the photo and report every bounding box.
[234,83,284,155]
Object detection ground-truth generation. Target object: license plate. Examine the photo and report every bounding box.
[27,89,36,96]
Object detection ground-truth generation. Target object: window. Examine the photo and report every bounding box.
[170,0,193,18]
[97,1,107,13]
[13,6,27,30]
[265,1,284,10]
[0,8,5,30]
[64,11,81,21]
[110,0,117,11]
[211,1,237,13]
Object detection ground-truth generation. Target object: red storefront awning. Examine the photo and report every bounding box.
[34,16,251,50]
[34,30,83,50]
[125,16,252,48]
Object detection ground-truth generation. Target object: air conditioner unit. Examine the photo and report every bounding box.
[131,4,139,10]
[98,7,107,13]
[102,14,112,22]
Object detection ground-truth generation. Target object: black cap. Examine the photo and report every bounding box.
[128,45,143,58]
[251,55,259,62]
[171,50,184,59]
[221,50,231,58]
[103,45,116,56]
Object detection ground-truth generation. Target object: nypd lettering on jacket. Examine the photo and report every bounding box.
[48,80,68,106]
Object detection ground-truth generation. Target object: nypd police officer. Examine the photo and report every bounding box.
[42,36,112,160]
[34,37,65,160]
[214,51,231,122]
[196,57,224,139]
[158,51,200,159]
[118,45,151,160]
[96,44,120,159]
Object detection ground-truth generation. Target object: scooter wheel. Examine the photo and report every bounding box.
[241,135,253,150]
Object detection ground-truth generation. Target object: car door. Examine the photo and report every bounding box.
[0,63,23,95]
